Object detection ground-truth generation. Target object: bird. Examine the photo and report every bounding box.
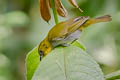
[38,15,112,60]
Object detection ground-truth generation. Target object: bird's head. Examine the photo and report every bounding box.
[38,37,52,60]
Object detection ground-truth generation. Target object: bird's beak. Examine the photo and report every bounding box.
[39,50,44,61]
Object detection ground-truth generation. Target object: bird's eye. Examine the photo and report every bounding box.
[45,46,48,48]
[43,44,45,46]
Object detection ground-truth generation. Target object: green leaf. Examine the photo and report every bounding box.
[105,70,120,80]
[32,46,104,80]
[26,42,104,80]
[26,47,40,80]
[25,42,83,80]
[72,41,86,50]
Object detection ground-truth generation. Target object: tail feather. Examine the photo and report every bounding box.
[92,15,112,23]
[79,15,112,30]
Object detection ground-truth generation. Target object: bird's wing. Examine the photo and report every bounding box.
[48,16,89,42]
[48,22,67,41]
[67,16,89,35]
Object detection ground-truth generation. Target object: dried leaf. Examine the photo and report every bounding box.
[55,0,67,17]
[39,0,51,22]
[48,0,51,8]
[69,0,83,12]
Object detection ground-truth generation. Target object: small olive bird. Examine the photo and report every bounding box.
[38,15,112,60]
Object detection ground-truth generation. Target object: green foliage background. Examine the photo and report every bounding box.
[0,0,120,80]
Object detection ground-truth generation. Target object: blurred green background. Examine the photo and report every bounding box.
[0,0,120,80]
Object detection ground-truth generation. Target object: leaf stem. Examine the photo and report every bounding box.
[51,0,59,24]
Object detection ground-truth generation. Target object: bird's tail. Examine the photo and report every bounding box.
[91,15,112,23]
[79,15,112,30]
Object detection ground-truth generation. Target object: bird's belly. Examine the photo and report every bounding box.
[65,30,81,42]
[52,30,81,47]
